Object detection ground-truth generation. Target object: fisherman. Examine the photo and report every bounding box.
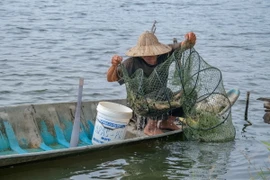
[106,29,196,136]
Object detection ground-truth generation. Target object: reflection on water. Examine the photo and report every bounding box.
[0,141,235,180]
[0,137,269,180]
[0,0,270,179]
[2,140,264,180]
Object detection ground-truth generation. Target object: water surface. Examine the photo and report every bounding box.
[0,0,270,179]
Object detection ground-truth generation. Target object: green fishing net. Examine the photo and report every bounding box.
[121,48,235,142]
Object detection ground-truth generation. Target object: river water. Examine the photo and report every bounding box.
[0,0,270,179]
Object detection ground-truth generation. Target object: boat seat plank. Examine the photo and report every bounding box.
[1,113,27,154]
[48,107,70,148]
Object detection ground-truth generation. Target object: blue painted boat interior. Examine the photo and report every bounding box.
[0,101,100,155]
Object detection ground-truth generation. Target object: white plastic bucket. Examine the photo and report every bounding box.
[92,101,133,145]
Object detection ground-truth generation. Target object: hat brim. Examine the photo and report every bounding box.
[125,44,172,57]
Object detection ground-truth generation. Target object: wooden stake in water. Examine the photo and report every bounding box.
[70,78,84,147]
[244,91,250,120]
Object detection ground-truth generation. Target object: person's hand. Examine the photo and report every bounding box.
[181,32,196,49]
[111,55,123,66]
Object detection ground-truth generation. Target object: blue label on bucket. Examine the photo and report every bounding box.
[92,137,104,144]
[98,119,126,129]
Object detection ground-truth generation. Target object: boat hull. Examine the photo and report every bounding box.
[0,88,240,168]
[0,99,183,168]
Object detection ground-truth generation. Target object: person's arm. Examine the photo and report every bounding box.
[107,65,119,82]
[107,55,123,82]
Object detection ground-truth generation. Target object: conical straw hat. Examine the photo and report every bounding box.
[126,31,172,57]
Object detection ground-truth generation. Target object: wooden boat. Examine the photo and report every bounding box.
[0,89,240,168]
[0,99,184,168]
